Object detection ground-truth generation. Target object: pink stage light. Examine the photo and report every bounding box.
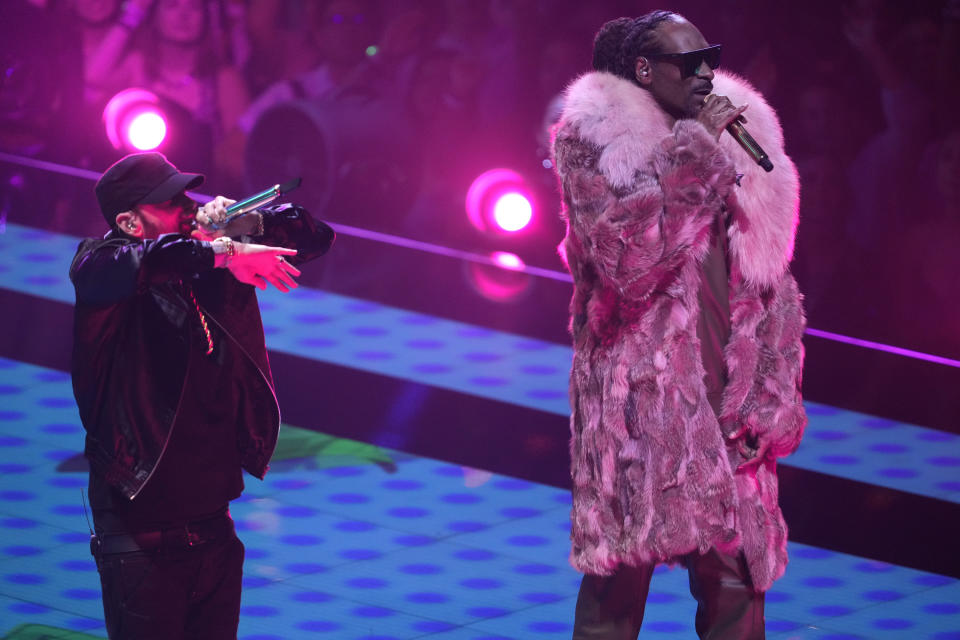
[465,168,535,234]
[102,88,167,151]
[490,250,525,270]
[492,193,532,232]
[127,111,167,150]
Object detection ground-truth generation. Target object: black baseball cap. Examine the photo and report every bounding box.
[95,152,204,226]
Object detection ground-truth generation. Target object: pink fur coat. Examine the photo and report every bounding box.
[552,70,806,592]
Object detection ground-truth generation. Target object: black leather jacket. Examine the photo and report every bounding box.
[69,204,334,499]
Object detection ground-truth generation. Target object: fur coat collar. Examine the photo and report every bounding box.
[560,70,800,288]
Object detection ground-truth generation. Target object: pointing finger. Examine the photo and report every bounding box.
[276,269,299,289]
[265,273,291,293]
[278,259,302,277]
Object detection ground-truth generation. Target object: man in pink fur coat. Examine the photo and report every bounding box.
[552,11,806,639]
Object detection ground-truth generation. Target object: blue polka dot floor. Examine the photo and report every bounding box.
[1,355,958,639]
[1,220,959,639]
[1,222,958,504]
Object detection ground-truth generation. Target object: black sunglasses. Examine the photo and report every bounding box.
[640,44,722,78]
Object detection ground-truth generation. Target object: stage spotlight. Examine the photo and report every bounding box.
[465,168,535,234]
[102,88,168,152]
[492,193,533,232]
[127,111,167,150]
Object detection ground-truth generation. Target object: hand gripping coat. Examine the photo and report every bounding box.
[552,70,806,592]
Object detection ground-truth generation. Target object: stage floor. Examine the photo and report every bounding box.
[1,211,959,639]
[1,356,958,640]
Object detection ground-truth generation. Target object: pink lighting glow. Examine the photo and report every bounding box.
[127,111,167,150]
[102,88,166,151]
[464,251,531,302]
[492,193,532,232]
[465,168,535,234]
[490,251,525,271]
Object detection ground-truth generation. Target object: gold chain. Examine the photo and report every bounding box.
[185,284,214,355]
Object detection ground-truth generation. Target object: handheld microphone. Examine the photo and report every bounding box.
[703,94,774,173]
[727,120,773,173]
[211,177,302,230]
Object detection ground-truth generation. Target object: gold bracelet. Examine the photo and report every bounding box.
[214,236,235,266]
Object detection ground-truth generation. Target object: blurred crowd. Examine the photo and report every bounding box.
[2,0,601,199]
[1,0,958,357]
[782,0,960,359]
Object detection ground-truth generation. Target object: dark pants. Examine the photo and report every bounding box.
[92,524,244,640]
[572,548,765,640]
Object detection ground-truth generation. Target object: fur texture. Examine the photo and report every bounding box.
[553,70,806,592]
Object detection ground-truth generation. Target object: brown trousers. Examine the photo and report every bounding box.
[571,548,765,639]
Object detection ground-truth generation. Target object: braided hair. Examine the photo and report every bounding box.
[592,17,633,73]
[592,10,682,81]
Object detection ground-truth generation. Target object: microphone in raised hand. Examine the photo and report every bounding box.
[700,94,773,172]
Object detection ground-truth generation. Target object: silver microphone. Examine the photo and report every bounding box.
[210,177,302,230]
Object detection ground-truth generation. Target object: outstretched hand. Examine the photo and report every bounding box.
[227,242,301,293]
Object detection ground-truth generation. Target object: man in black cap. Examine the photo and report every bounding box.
[70,152,335,639]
